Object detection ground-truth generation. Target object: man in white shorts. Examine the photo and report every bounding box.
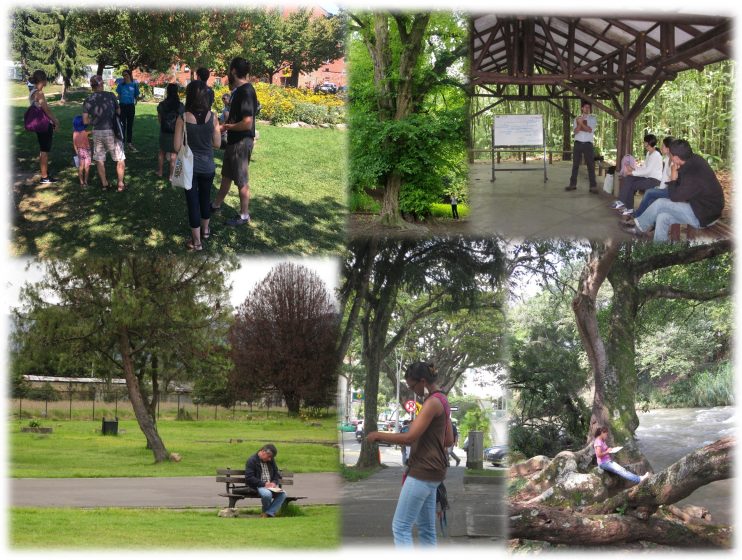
[83,75,127,191]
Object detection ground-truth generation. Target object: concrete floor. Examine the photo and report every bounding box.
[467,160,634,240]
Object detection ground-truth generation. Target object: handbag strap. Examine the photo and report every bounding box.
[182,115,188,147]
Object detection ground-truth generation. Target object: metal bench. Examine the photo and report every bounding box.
[216,467,304,509]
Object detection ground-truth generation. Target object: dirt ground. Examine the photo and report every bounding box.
[347,212,471,239]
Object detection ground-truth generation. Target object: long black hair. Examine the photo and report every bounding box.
[185,79,209,114]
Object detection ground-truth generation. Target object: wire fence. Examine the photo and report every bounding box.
[11,389,290,422]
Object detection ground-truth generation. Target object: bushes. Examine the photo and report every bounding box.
[252,83,345,126]
[654,362,733,408]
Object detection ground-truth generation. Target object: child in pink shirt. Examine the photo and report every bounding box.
[72,115,91,186]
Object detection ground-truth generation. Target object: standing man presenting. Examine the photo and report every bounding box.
[211,57,258,226]
[245,444,287,518]
[565,100,599,194]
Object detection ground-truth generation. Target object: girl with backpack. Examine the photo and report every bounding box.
[366,362,454,547]
[156,84,184,180]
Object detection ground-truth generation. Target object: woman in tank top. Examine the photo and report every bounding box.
[173,80,221,251]
[28,69,60,184]
[367,362,454,547]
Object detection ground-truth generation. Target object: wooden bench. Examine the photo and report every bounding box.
[669,219,732,242]
[216,467,304,509]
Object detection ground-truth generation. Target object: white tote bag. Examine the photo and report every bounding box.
[603,172,614,195]
[171,117,193,190]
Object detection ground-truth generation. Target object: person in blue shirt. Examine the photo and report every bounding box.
[115,69,141,152]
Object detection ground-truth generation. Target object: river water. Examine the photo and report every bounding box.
[634,406,734,525]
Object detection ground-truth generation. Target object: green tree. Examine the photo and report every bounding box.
[339,237,506,467]
[348,12,468,223]
[13,256,236,463]
[19,8,92,100]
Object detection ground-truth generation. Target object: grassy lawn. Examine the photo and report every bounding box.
[10,418,339,477]
[12,89,347,256]
[10,505,340,549]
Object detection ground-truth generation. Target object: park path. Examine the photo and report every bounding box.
[341,466,507,547]
[11,472,340,508]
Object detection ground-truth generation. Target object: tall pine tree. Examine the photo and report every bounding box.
[23,8,91,100]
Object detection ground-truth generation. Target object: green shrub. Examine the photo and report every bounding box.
[429,203,470,219]
[350,191,380,213]
[294,102,328,125]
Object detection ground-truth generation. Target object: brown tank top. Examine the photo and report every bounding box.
[407,393,448,482]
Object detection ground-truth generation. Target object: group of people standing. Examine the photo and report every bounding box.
[25,56,260,251]
[565,101,725,241]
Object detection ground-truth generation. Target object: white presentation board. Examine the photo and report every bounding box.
[493,114,544,146]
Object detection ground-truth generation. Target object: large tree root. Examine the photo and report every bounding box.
[510,437,734,547]
[510,503,731,548]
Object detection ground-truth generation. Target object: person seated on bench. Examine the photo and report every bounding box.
[245,443,286,518]
[623,139,724,242]
[612,134,663,217]
[627,136,675,221]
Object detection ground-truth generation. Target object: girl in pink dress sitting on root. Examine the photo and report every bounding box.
[72,115,91,186]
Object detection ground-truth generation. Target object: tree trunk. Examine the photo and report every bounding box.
[571,240,620,441]
[284,390,302,416]
[118,329,170,463]
[603,250,641,446]
[357,348,382,468]
[379,171,403,225]
[510,503,730,547]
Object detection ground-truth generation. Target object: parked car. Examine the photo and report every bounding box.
[315,82,337,94]
[484,445,509,467]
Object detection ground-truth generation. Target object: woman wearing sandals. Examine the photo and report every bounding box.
[366,362,454,547]
[173,80,221,251]
[28,70,60,184]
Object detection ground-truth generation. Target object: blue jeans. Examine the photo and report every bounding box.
[392,476,440,547]
[635,187,669,218]
[635,198,700,242]
[257,487,287,517]
[599,461,640,484]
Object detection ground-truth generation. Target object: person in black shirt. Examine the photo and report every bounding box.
[195,67,215,109]
[210,57,258,226]
[245,444,287,518]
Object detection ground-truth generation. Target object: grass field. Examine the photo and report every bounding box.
[12,86,347,256]
[10,417,339,477]
[10,505,340,549]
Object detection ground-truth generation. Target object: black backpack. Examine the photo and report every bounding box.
[160,102,182,134]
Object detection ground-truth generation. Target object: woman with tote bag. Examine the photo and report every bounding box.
[173,80,222,251]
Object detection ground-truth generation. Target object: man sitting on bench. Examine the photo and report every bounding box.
[245,444,286,518]
[623,139,724,242]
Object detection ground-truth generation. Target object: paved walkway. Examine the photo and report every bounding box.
[467,160,633,239]
[11,472,341,508]
[342,466,507,547]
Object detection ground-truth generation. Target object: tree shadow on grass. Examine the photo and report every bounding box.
[12,106,346,256]
[13,172,346,257]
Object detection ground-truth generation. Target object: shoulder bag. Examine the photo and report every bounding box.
[171,117,193,190]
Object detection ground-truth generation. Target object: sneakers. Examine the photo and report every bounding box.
[227,214,251,226]
[565,185,577,191]
[622,208,634,216]
[127,144,138,153]
[39,176,58,184]
[611,201,625,210]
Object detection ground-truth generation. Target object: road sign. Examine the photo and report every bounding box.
[404,400,416,413]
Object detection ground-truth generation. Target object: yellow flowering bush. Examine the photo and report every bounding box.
[211,82,345,125]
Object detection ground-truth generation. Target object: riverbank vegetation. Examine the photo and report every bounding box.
[506,240,733,549]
